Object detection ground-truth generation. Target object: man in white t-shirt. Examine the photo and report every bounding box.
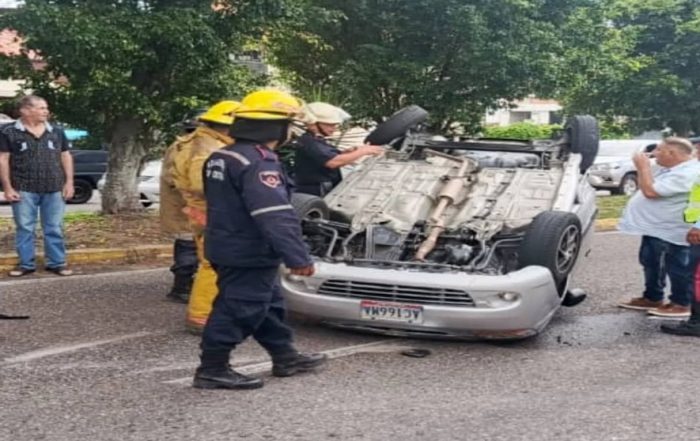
[618,137,700,318]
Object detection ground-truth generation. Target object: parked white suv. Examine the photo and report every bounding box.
[587,139,657,195]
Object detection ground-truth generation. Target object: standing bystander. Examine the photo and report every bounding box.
[0,95,74,277]
[617,137,700,317]
[660,166,700,336]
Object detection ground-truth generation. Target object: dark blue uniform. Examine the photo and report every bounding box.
[293,132,342,196]
[201,141,312,356]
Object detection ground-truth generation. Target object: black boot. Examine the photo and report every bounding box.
[660,301,700,337]
[193,350,263,390]
[272,352,328,377]
[166,274,192,304]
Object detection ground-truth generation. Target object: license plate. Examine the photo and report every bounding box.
[360,300,423,324]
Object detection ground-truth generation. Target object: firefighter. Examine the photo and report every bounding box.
[293,102,384,196]
[193,90,326,390]
[169,100,239,333]
[159,110,206,303]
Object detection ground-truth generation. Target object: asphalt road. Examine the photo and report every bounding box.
[1,232,697,441]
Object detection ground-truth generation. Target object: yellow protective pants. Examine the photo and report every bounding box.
[186,233,218,328]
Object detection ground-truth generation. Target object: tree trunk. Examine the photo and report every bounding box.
[101,118,147,214]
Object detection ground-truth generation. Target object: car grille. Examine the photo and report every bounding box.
[317,279,475,307]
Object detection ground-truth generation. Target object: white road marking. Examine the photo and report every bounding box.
[0,268,168,287]
[163,339,405,385]
[2,331,154,365]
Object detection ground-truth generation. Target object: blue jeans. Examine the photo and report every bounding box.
[639,235,693,306]
[11,191,66,270]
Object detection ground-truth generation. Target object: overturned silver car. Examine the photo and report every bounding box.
[283,107,599,339]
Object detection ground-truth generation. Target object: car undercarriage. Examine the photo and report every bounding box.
[296,135,581,281]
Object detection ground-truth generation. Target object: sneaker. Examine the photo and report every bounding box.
[193,367,263,390]
[647,303,691,318]
[272,352,327,377]
[617,297,663,311]
[8,267,35,277]
[660,320,700,337]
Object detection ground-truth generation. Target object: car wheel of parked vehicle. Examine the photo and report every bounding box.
[141,201,153,208]
[518,211,582,292]
[68,179,93,204]
[364,105,429,146]
[613,173,638,196]
[291,193,329,220]
[565,115,599,173]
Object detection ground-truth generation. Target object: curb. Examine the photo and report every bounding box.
[0,244,172,271]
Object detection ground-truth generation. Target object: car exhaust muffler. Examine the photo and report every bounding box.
[415,152,475,261]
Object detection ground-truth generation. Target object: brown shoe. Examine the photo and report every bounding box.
[647,303,691,318]
[618,297,663,311]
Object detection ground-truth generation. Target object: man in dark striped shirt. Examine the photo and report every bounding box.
[0,95,74,277]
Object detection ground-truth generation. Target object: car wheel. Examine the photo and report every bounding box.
[291,193,329,220]
[68,179,93,204]
[141,201,153,208]
[518,211,582,291]
[618,173,638,196]
[565,115,599,173]
[364,105,429,146]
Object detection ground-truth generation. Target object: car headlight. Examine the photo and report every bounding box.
[498,292,520,302]
[591,163,610,171]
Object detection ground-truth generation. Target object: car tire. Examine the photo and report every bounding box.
[518,211,582,291]
[68,179,93,204]
[565,115,599,173]
[613,173,638,196]
[364,105,429,146]
[291,193,329,220]
[141,201,153,208]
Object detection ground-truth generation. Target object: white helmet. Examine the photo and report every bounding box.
[304,102,351,125]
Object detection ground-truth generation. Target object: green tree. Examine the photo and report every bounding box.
[269,0,594,133]
[559,0,700,136]
[0,0,293,213]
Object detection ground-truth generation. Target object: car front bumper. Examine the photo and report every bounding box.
[281,261,562,340]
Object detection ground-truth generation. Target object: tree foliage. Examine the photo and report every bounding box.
[269,0,596,133]
[482,122,562,140]
[0,0,293,212]
[559,0,700,136]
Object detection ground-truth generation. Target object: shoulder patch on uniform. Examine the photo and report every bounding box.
[205,157,226,181]
[259,171,282,188]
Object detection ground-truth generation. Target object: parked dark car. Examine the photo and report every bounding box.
[69,149,108,204]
